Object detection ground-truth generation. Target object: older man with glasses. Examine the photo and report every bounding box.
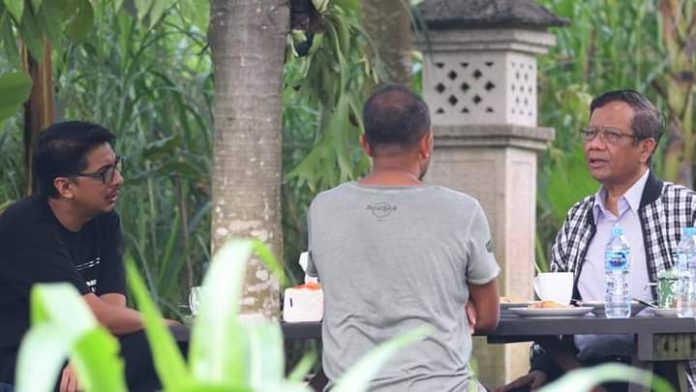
[0,121,179,392]
[499,90,696,392]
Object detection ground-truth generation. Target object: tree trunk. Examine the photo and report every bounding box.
[658,0,695,187]
[22,39,54,196]
[209,0,289,319]
[361,0,411,85]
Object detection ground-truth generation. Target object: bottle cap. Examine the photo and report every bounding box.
[683,227,696,236]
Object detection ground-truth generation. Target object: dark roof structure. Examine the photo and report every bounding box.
[417,0,569,30]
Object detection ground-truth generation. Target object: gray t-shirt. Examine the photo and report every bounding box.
[307,182,500,391]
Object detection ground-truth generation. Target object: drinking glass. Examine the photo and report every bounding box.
[189,286,202,316]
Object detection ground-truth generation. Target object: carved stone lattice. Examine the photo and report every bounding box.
[425,52,537,127]
[508,54,536,126]
[426,54,504,125]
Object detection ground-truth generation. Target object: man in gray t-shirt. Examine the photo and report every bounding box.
[307,85,500,391]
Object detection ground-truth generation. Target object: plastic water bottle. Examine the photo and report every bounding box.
[676,227,696,317]
[605,225,631,318]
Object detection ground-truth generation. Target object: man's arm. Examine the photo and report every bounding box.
[468,279,499,333]
[84,293,143,335]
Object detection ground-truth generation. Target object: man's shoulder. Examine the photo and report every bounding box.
[565,194,595,219]
[0,195,49,230]
[660,181,696,199]
[0,195,58,251]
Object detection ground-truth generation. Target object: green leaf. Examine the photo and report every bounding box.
[142,134,181,161]
[539,363,673,392]
[134,0,153,21]
[3,0,22,21]
[189,240,253,385]
[333,326,431,392]
[0,71,32,121]
[0,10,20,68]
[155,160,203,178]
[245,323,284,391]
[311,0,329,13]
[126,259,190,390]
[33,0,65,48]
[17,6,44,63]
[65,0,94,41]
[180,0,209,32]
[16,325,72,392]
[547,144,598,223]
[149,0,174,28]
[71,329,128,392]
[16,284,126,392]
[287,348,317,383]
[29,284,97,337]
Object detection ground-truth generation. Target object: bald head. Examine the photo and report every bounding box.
[363,85,431,152]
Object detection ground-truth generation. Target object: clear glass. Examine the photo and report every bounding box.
[189,286,202,316]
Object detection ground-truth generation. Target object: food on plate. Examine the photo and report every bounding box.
[527,300,569,309]
[499,296,525,303]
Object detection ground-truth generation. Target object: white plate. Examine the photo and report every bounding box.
[509,306,593,318]
[652,308,678,317]
[501,302,533,310]
[579,301,647,317]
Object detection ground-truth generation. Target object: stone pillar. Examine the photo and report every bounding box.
[415,0,567,388]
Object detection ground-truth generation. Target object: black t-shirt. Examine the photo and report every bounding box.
[0,194,125,382]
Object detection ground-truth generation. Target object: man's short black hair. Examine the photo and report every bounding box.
[35,121,115,198]
[363,84,431,150]
[590,89,664,143]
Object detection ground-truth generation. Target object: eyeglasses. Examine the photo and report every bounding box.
[580,127,639,144]
[73,156,122,184]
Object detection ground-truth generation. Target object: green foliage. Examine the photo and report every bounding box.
[285,0,376,192]
[0,71,31,125]
[0,0,378,311]
[15,284,126,392]
[15,239,429,391]
[282,0,379,273]
[51,1,213,315]
[539,363,673,392]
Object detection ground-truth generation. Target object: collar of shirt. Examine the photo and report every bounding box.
[592,169,650,222]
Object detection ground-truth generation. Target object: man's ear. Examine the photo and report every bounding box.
[360,134,374,157]
[419,130,434,158]
[53,177,75,199]
[640,138,657,164]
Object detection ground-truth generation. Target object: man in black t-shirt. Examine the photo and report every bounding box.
[0,121,176,391]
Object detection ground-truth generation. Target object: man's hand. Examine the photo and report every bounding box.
[59,363,81,392]
[495,370,547,392]
[465,302,477,333]
[165,318,181,326]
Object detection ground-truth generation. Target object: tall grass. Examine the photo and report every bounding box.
[0,3,216,314]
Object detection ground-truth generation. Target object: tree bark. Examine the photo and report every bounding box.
[209,0,289,319]
[22,39,54,196]
[361,0,411,85]
[658,0,695,187]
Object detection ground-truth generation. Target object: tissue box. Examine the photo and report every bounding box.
[283,282,323,322]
